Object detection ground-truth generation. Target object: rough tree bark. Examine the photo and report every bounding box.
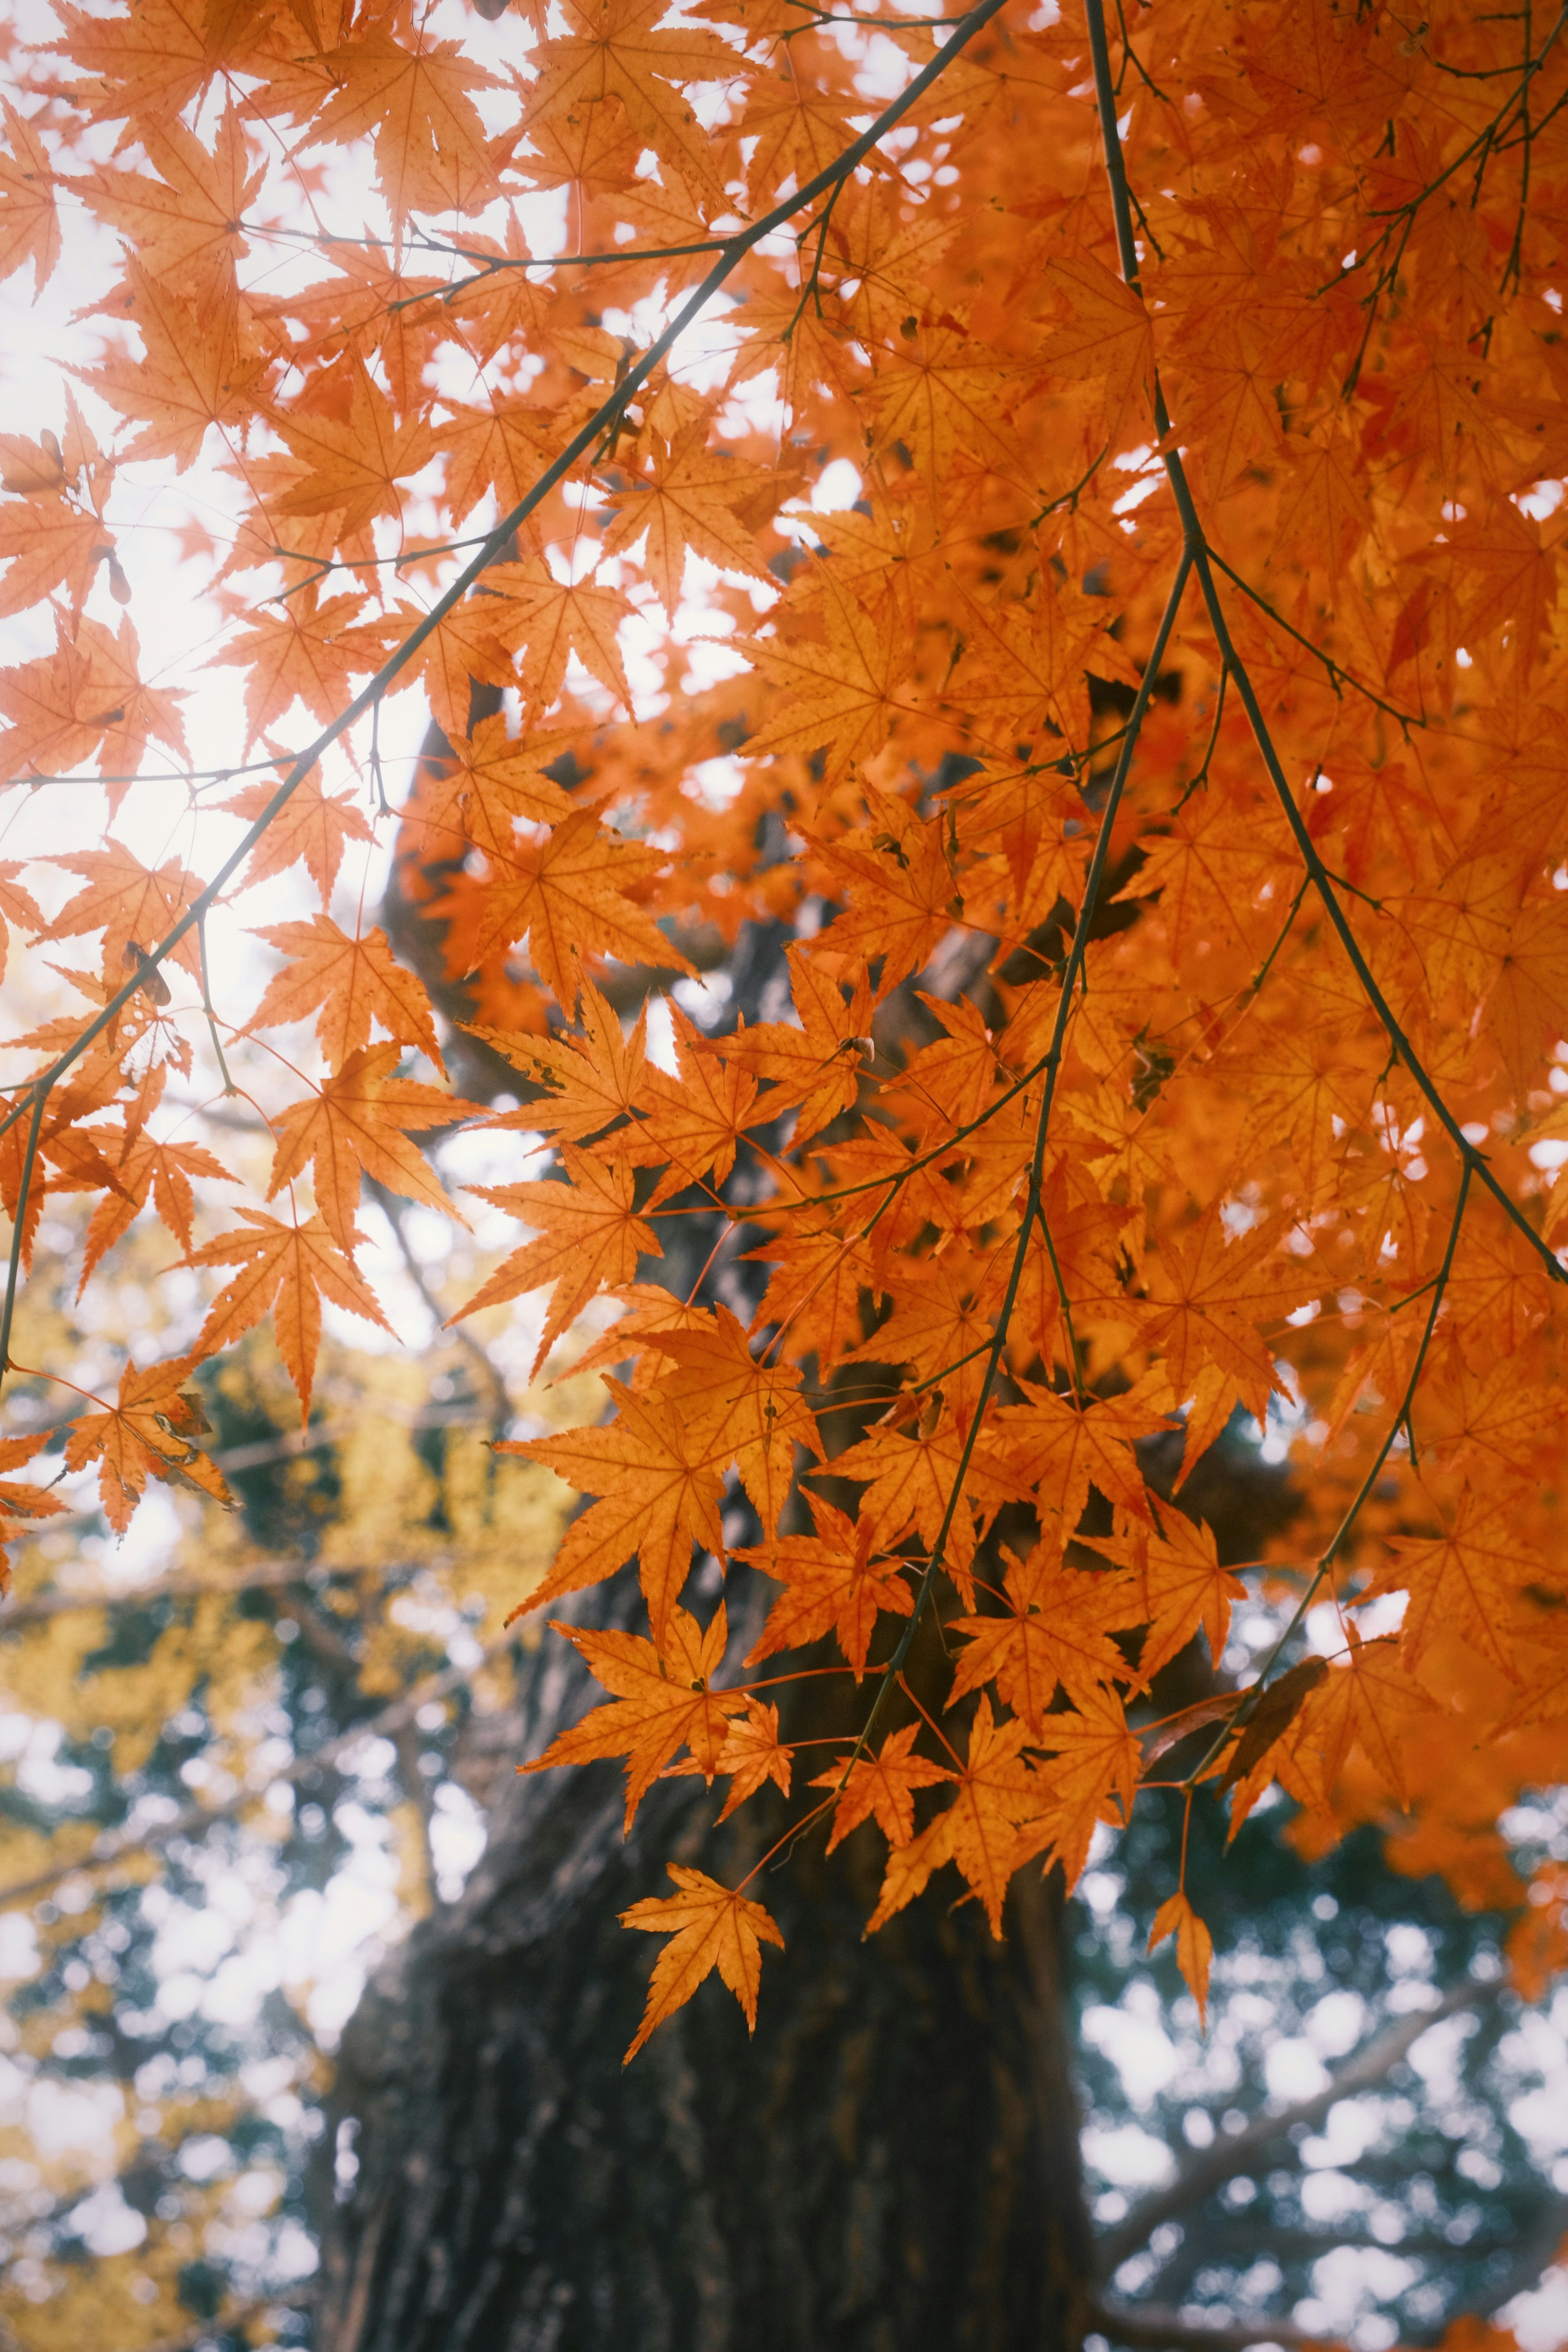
[314,734,1098,2350]
[316,1633,1093,2352]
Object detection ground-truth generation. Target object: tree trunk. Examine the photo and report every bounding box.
[317,755,1094,2349]
[316,1655,1092,2352]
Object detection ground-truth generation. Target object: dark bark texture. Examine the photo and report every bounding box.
[316,1660,1093,2352]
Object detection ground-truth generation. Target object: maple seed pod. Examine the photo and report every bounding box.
[105,551,132,606]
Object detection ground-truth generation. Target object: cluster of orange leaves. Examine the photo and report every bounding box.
[3,0,1568,2056]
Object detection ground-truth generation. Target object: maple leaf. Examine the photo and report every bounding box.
[503,1376,729,1637]
[813,1722,954,1851]
[73,104,260,320]
[48,0,270,134]
[0,1427,69,1555]
[870,316,1027,502]
[1094,1506,1247,1679]
[842,1247,1000,1415]
[866,1695,1037,1938]
[206,590,396,749]
[436,394,557,529]
[457,1148,658,1378]
[1138,1205,1306,1432]
[1148,1892,1214,2027]
[521,0,743,203]
[410,715,575,864]
[633,1303,821,1537]
[995,1377,1170,1532]
[216,768,375,905]
[1365,1488,1535,1681]
[0,97,61,296]
[1031,253,1154,434]
[810,789,968,991]
[437,808,690,1009]
[268,1045,481,1253]
[736,63,858,196]
[78,1124,234,1289]
[742,570,920,786]
[470,978,650,1144]
[822,1405,1025,1603]
[620,1864,784,2062]
[42,839,205,983]
[481,559,636,715]
[722,943,872,1144]
[78,261,270,468]
[247,917,442,1074]
[676,1697,794,1822]
[620,1001,774,1202]
[524,1604,746,1829]
[601,426,775,618]
[0,491,115,623]
[1288,1628,1437,1816]
[737,1492,915,1675]
[0,614,189,788]
[64,1356,234,1533]
[947,1542,1144,1734]
[0,863,44,986]
[185,1207,394,1418]
[268,365,437,539]
[309,31,504,223]
[1023,1684,1143,1889]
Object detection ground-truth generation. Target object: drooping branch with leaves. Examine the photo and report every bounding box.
[3,0,1568,2154]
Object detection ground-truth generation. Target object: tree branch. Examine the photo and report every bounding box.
[1089,2296,1336,2351]
[1096,1976,1503,2274]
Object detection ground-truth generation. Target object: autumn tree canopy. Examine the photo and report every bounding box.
[3,0,1568,2086]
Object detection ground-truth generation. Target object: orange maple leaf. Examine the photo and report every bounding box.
[0,1431,69,1582]
[185,1208,394,1418]
[522,0,743,202]
[866,1694,1038,1938]
[469,979,650,1146]
[722,942,872,1145]
[601,425,775,619]
[64,1356,234,1532]
[1366,1486,1535,1681]
[812,1723,954,1851]
[309,30,504,222]
[0,96,62,295]
[738,1492,915,1675]
[216,768,375,904]
[267,1044,480,1253]
[947,1542,1144,1734]
[439,808,690,1009]
[268,365,437,539]
[457,1148,658,1379]
[247,917,443,1075]
[1023,1684,1143,1888]
[524,1604,747,1828]
[78,1124,234,1289]
[1148,1891,1214,2027]
[504,1376,729,1637]
[42,837,205,983]
[620,1864,784,2062]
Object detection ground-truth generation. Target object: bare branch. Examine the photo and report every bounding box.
[1096,1976,1504,2274]
[1090,2296,1337,2351]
